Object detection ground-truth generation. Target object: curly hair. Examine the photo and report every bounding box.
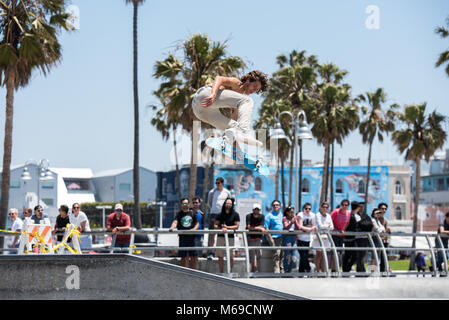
[240,70,269,93]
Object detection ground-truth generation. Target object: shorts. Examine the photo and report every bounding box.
[248,238,262,264]
[312,234,331,249]
[179,236,198,257]
[215,236,235,258]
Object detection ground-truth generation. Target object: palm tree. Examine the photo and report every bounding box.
[305,62,361,205]
[392,103,447,270]
[0,0,73,247]
[435,15,449,77]
[308,82,359,205]
[125,0,145,229]
[153,34,246,200]
[262,50,317,206]
[358,88,395,213]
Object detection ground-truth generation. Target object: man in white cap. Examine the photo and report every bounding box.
[245,203,265,272]
[107,203,131,251]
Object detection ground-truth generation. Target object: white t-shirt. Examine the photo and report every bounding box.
[69,211,91,232]
[208,188,231,214]
[315,212,334,233]
[297,211,316,242]
[9,218,23,246]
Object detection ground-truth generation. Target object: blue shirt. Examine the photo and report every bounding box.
[195,210,204,239]
[264,210,283,239]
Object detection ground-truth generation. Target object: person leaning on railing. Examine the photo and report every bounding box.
[371,208,387,272]
[245,203,265,273]
[264,200,284,274]
[436,212,449,273]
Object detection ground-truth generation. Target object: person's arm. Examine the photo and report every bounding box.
[169,220,178,231]
[192,222,199,231]
[202,76,241,107]
[439,225,449,235]
[264,215,273,244]
[283,216,293,230]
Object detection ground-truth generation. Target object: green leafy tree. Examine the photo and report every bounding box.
[392,103,447,270]
[125,0,146,229]
[0,0,73,246]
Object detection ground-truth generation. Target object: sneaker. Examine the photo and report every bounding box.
[224,128,262,147]
[207,253,214,260]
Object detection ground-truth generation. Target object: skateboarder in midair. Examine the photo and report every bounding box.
[192,70,269,147]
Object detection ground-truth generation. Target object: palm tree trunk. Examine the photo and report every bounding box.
[189,129,198,199]
[281,157,286,211]
[320,142,330,205]
[330,142,335,211]
[288,133,295,205]
[0,66,16,249]
[275,151,280,201]
[364,140,373,214]
[409,157,421,270]
[173,127,181,201]
[298,139,303,211]
[132,2,141,229]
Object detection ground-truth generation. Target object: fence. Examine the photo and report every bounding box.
[1,229,448,278]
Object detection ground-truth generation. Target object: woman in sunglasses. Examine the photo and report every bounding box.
[297,203,317,275]
[312,202,334,274]
[282,206,300,273]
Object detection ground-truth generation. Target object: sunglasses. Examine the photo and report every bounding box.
[192,202,200,204]
[272,203,280,207]
[215,181,222,185]
[73,207,80,209]
[181,203,189,206]
[37,209,43,212]
[115,209,123,212]
[342,204,349,207]
[322,206,329,209]
[304,207,312,211]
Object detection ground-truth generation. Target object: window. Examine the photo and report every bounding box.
[255,177,262,191]
[162,178,167,195]
[41,181,54,189]
[446,178,449,190]
[42,198,54,206]
[226,176,234,190]
[119,183,131,191]
[395,180,402,195]
[336,179,343,194]
[437,178,445,191]
[10,180,20,189]
[395,206,402,220]
[358,180,365,194]
[64,179,90,191]
[301,178,310,193]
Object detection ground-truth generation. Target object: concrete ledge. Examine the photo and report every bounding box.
[0,255,302,300]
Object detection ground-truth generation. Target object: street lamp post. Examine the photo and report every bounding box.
[20,159,54,208]
[271,110,313,211]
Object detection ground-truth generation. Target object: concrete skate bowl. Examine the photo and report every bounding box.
[0,254,302,300]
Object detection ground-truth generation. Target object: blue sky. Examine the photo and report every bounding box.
[1,0,449,173]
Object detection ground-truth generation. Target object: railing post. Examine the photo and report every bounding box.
[241,231,251,276]
[425,234,437,277]
[367,233,380,275]
[328,232,341,277]
[129,228,135,254]
[315,231,330,277]
[435,234,448,275]
[224,232,231,276]
[376,233,389,277]
[109,233,117,254]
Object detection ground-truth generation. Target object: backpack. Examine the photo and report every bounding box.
[358,213,374,232]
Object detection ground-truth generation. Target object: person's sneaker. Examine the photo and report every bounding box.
[224,128,262,147]
[207,253,214,260]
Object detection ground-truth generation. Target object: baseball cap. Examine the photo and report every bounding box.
[253,203,261,210]
[114,203,123,211]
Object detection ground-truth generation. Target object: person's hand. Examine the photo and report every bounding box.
[201,94,216,108]
[169,229,173,232]
[312,226,318,232]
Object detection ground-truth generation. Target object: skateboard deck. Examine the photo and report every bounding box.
[205,137,270,176]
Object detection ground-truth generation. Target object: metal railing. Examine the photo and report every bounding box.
[1,229,447,278]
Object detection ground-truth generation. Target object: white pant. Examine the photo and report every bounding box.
[192,86,254,132]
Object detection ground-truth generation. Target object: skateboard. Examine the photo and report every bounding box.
[205,137,270,176]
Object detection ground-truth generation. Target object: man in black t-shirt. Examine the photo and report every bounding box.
[169,198,199,269]
[53,205,71,243]
[214,198,240,273]
[246,203,265,272]
[436,212,449,272]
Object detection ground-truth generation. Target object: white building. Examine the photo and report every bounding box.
[3,164,157,224]
[92,167,157,202]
